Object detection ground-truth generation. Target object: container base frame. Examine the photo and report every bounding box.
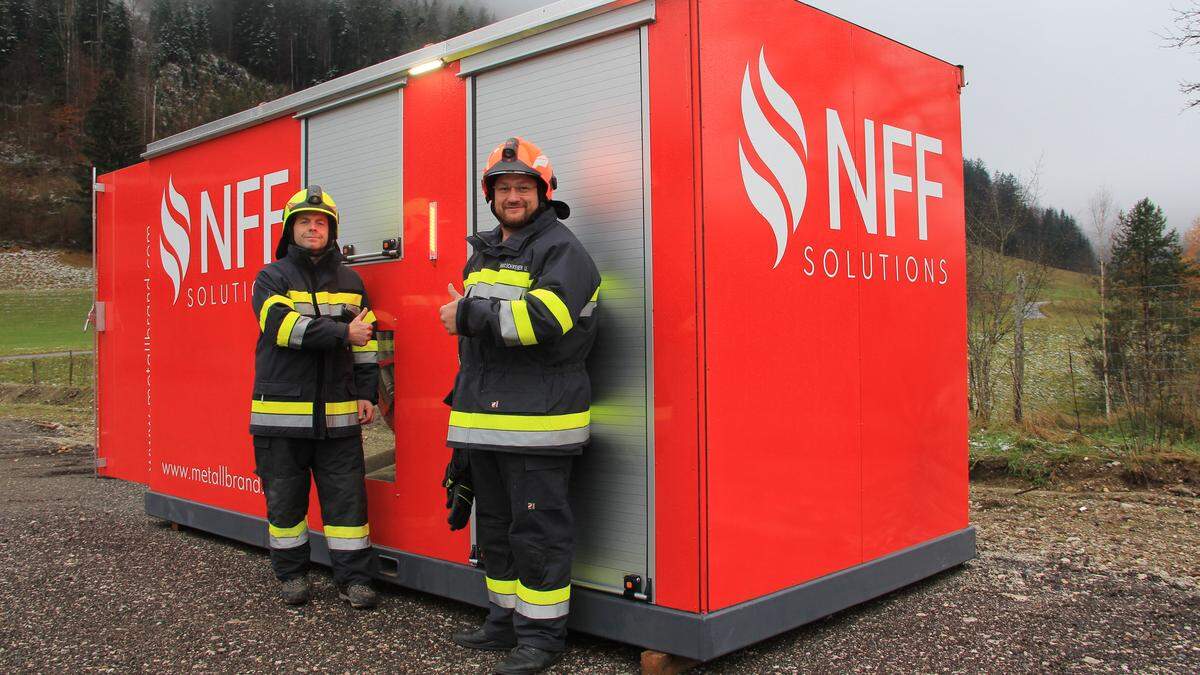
[146,491,975,661]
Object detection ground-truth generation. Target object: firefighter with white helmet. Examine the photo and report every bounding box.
[250,185,381,609]
[438,137,601,674]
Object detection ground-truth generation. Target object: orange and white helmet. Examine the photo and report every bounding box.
[481,137,557,202]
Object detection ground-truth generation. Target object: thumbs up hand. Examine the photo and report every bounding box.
[439,283,463,335]
[348,307,373,347]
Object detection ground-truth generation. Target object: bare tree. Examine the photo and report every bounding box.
[1167,2,1200,108]
[1088,187,1117,418]
[966,164,1049,425]
[1184,215,1200,262]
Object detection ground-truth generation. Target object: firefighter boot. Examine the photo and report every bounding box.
[338,583,380,609]
[493,645,563,675]
[452,626,517,651]
[280,575,312,606]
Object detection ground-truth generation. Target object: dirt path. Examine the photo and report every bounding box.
[0,418,1195,673]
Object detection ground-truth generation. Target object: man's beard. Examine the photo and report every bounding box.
[495,203,542,229]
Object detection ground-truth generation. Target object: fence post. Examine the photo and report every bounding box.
[31,359,37,385]
[1013,273,1025,424]
[69,351,74,386]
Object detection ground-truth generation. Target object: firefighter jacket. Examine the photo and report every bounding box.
[448,207,601,454]
[250,244,379,438]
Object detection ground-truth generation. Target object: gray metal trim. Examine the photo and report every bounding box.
[142,0,649,159]
[457,1,655,77]
[299,118,307,185]
[465,77,476,241]
[294,79,406,119]
[638,22,656,596]
[144,491,975,662]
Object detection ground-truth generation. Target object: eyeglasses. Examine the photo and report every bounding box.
[494,184,536,196]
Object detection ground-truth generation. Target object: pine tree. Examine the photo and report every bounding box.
[1091,198,1199,420]
[83,70,141,172]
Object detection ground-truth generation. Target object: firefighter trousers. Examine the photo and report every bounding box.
[253,435,374,587]
[470,449,575,652]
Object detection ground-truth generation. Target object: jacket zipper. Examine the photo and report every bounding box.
[302,264,324,435]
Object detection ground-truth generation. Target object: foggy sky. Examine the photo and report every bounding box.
[479,0,1200,234]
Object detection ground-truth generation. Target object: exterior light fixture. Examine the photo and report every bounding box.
[428,201,439,260]
[409,59,444,76]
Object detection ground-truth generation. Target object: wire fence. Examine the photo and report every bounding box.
[975,283,1199,444]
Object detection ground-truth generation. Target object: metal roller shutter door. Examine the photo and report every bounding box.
[473,29,651,593]
[305,89,403,261]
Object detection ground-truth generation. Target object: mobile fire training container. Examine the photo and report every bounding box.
[91,0,972,662]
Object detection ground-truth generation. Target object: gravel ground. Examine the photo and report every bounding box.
[0,418,1195,673]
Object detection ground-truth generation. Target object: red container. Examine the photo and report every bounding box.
[94,0,971,660]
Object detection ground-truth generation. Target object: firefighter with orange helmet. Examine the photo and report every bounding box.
[438,137,600,674]
[250,185,381,609]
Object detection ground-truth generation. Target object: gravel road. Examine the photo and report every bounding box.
[0,418,1195,673]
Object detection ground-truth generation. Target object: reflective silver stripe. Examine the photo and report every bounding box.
[289,315,312,348]
[353,351,378,364]
[270,531,309,549]
[326,535,371,551]
[250,413,313,428]
[488,590,517,608]
[326,413,359,428]
[515,597,569,620]
[292,303,348,317]
[580,301,597,318]
[446,425,590,448]
[468,282,527,301]
[498,301,521,346]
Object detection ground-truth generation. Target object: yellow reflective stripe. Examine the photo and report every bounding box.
[269,518,308,538]
[324,524,369,538]
[314,291,362,306]
[325,400,358,415]
[590,288,599,301]
[515,582,570,605]
[486,577,518,594]
[465,268,533,288]
[511,300,537,346]
[259,295,295,330]
[448,410,590,432]
[527,288,573,334]
[285,291,363,306]
[276,311,301,347]
[351,339,379,353]
[251,400,313,414]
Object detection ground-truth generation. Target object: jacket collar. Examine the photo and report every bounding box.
[467,207,557,256]
[284,243,342,270]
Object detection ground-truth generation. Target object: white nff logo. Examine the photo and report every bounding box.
[739,47,947,270]
[159,175,191,304]
[739,47,808,269]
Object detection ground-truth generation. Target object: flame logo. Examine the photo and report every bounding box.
[738,47,808,268]
[159,176,191,304]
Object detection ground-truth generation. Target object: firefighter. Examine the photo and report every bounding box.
[439,138,600,674]
[250,185,381,609]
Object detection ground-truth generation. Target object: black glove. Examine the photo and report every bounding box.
[443,448,473,531]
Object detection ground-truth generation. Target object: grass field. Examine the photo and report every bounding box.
[985,263,1105,427]
[0,353,94,387]
[0,288,94,356]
